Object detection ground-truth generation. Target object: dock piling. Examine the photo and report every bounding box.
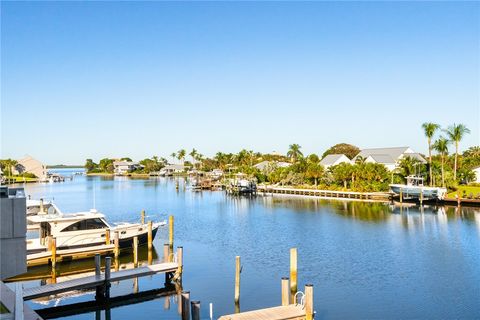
[133,236,138,267]
[95,254,101,276]
[164,243,170,263]
[181,291,190,320]
[104,257,111,299]
[114,231,119,259]
[290,248,297,300]
[51,238,57,269]
[234,256,241,311]
[105,229,110,245]
[147,221,153,250]
[174,246,183,281]
[400,188,403,203]
[169,215,174,251]
[281,277,289,306]
[305,284,314,320]
[191,301,200,320]
[141,209,145,224]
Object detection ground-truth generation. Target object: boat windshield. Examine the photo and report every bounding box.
[61,218,108,232]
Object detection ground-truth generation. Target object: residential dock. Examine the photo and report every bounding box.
[219,304,307,320]
[258,185,391,201]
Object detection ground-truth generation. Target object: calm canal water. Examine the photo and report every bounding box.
[12,169,480,319]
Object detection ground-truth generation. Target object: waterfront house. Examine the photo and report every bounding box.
[320,154,352,169]
[473,166,480,183]
[113,161,143,175]
[254,160,291,172]
[160,164,186,176]
[13,155,48,181]
[353,147,426,171]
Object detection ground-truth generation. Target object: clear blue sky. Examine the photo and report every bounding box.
[1,1,479,164]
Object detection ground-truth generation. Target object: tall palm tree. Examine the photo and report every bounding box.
[177,149,186,165]
[433,137,449,187]
[189,149,198,165]
[287,144,303,163]
[170,152,176,164]
[444,123,470,181]
[421,122,440,186]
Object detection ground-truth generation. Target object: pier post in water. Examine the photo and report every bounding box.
[105,257,111,299]
[133,236,138,267]
[175,246,183,280]
[164,243,170,263]
[399,188,403,203]
[234,256,241,312]
[281,277,290,306]
[290,248,298,299]
[191,301,200,320]
[51,238,57,269]
[169,215,174,248]
[305,284,314,320]
[141,209,145,224]
[419,188,423,206]
[105,229,110,245]
[181,291,190,320]
[95,254,103,299]
[114,231,119,259]
[147,221,153,250]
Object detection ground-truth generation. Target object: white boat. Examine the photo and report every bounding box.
[389,176,447,201]
[26,209,166,255]
[27,199,62,216]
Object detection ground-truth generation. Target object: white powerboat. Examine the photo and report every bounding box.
[26,208,166,255]
[390,176,447,201]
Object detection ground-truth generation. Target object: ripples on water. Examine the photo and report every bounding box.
[12,171,480,319]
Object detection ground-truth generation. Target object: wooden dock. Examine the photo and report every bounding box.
[258,185,391,201]
[0,281,43,320]
[27,244,115,267]
[219,304,306,320]
[23,262,178,300]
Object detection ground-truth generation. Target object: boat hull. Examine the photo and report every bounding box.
[389,184,447,200]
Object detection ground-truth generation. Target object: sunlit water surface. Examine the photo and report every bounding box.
[11,169,480,319]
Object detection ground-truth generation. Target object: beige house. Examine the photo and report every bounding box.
[13,155,48,181]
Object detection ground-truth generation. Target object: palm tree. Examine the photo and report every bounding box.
[170,152,176,164]
[421,122,440,186]
[177,149,186,165]
[287,144,303,163]
[189,149,198,165]
[433,137,449,187]
[444,123,470,181]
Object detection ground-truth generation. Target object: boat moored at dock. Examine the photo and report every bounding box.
[389,176,447,201]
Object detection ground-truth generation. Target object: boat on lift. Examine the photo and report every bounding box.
[389,176,447,201]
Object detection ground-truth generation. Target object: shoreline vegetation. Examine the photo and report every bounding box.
[79,123,479,197]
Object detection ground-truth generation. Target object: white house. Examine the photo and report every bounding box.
[320,154,351,169]
[353,147,426,171]
[473,166,480,183]
[113,161,143,175]
[160,164,186,176]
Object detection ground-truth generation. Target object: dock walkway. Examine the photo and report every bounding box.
[23,262,178,300]
[219,305,306,320]
[258,185,391,201]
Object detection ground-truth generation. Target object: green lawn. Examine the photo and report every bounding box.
[447,185,480,198]
[4,176,38,183]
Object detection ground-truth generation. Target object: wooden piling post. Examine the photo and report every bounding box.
[181,291,190,320]
[400,188,403,203]
[169,215,174,248]
[281,277,289,306]
[46,235,53,251]
[141,209,145,224]
[164,243,170,263]
[105,229,110,245]
[95,254,101,276]
[40,198,44,213]
[234,256,241,309]
[133,236,138,267]
[51,238,57,269]
[305,284,314,320]
[290,248,297,299]
[175,246,183,280]
[191,301,200,320]
[419,188,423,206]
[105,257,111,299]
[147,221,153,250]
[114,231,119,259]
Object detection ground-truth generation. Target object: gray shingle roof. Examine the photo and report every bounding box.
[368,154,396,164]
[354,147,410,161]
[320,154,349,166]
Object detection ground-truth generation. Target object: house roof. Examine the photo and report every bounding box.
[113,161,139,166]
[403,152,427,164]
[367,154,396,164]
[320,154,350,166]
[354,147,410,161]
[164,164,185,170]
[254,161,290,171]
